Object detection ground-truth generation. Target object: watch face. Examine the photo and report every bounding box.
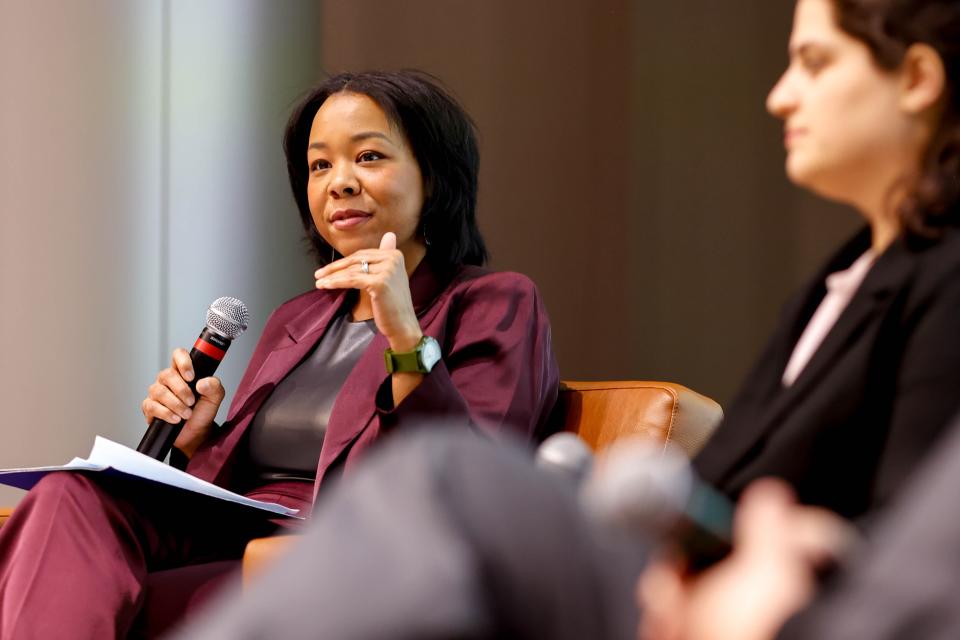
[421,337,442,369]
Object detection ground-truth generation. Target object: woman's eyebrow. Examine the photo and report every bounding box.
[350,131,391,143]
[308,131,392,151]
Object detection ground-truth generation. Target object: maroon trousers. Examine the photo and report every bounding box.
[0,472,311,639]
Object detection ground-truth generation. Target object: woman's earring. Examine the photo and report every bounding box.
[422,222,431,246]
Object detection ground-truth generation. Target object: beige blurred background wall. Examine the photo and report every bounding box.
[0,0,320,505]
[0,0,862,505]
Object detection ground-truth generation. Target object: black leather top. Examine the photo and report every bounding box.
[247,312,376,483]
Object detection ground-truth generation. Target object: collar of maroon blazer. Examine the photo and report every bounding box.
[186,258,461,486]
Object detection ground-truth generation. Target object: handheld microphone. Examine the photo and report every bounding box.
[535,432,594,487]
[581,438,734,571]
[137,297,249,461]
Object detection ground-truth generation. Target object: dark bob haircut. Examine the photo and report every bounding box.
[283,69,487,267]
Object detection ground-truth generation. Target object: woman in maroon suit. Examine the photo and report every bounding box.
[0,71,559,638]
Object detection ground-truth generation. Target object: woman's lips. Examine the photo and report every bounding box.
[331,210,372,230]
[784,128,806,147]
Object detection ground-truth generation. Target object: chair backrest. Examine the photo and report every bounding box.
[552,380,723,458]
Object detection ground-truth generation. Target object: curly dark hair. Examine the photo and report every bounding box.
[283,70,487,267]
[833,0,960,241]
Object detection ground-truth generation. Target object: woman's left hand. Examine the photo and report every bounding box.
[314,232,423,351]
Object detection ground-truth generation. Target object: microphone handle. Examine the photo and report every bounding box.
[673,482,735,572]
[137,328,230,460]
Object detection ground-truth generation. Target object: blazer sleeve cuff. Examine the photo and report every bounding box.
[375,360,472,430]
[170,421,222,471]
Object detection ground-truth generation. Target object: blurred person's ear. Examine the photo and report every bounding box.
[899,43,947,116]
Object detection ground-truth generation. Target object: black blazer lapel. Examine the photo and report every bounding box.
[746,240,915,467]
[730,229,876,419]
[780,245,913,400]
[696,229,915,484]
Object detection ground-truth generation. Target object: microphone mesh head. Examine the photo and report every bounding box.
[205,297,249,339]
[535,432,593,486]
[582,438,693,536]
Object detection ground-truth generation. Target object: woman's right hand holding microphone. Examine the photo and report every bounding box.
[141,348,225,459]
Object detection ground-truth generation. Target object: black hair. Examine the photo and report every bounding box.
[283,69,487,267]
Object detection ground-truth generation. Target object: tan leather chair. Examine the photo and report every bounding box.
[242,380,723,583]
[552,380,722,457]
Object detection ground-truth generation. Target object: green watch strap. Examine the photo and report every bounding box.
[384,335,441,374]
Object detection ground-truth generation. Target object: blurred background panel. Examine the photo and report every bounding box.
[165,0,319,402]
[0,0,165,506]
[320,0,859,398]
[0,0,859,505]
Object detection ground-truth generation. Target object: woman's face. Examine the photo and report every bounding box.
[306,92,425,259]
[766,0,921,206]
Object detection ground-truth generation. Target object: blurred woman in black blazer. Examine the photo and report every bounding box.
[694,0,960,521]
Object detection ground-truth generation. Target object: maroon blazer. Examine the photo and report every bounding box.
[186,260,560,500]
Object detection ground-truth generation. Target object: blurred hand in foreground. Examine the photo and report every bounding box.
[637,478,856,640]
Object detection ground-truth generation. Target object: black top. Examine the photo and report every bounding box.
[247,312,376,483]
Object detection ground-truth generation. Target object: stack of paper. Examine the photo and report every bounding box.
[0,436,301,518]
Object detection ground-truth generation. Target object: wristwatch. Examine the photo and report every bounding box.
[384,335,442,374]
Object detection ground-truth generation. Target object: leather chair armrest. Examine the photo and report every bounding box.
[552,380,723,457]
